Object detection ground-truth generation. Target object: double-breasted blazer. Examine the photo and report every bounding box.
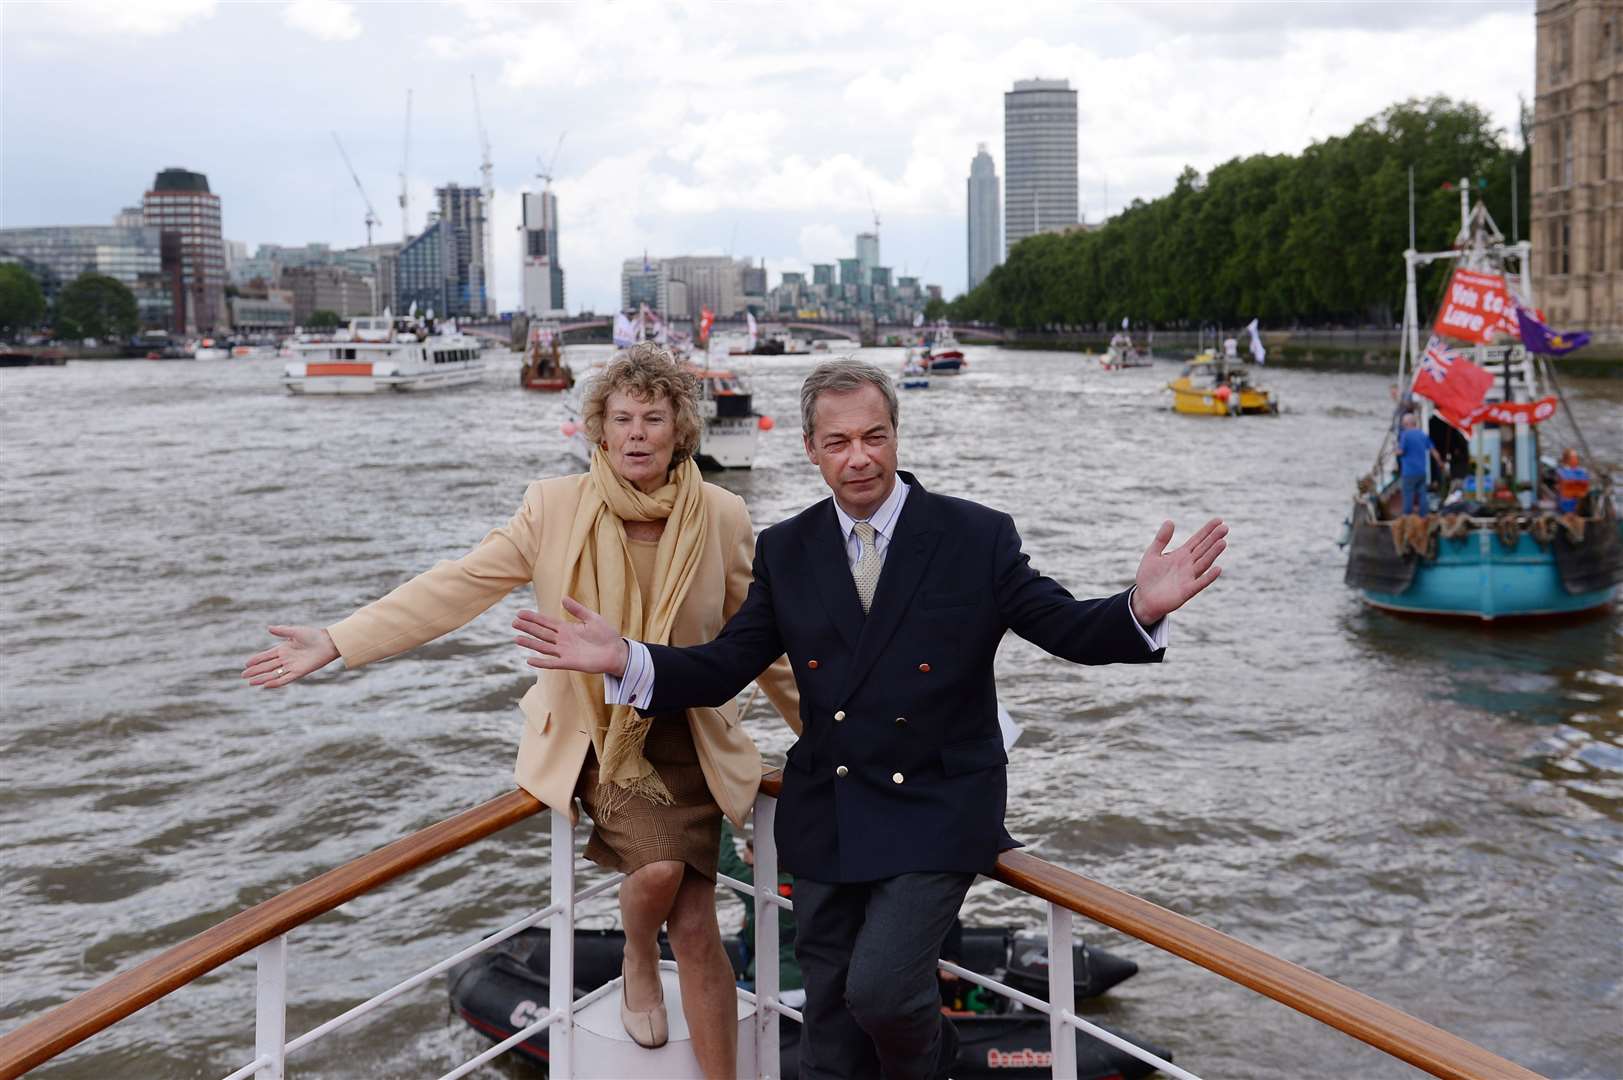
[641,472,1164,883]
[326,473,801,826]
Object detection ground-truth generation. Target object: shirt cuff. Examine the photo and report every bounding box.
[1126,587,1169,651]
[604,639,655,708]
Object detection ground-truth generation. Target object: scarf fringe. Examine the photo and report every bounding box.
[593,770,675,824]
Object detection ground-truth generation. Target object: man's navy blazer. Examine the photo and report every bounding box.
[646,472,1164,883]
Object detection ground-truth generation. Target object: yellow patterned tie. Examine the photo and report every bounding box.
[852,521,881,613]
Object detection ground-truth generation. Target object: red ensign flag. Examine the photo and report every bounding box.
[1413,336,1496,432]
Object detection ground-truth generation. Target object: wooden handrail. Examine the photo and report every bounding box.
[992,850,1543,1080]
[0,789,544,1079]
[3,777,1545,1080]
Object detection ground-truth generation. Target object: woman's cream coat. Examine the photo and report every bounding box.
[326,474,800,827]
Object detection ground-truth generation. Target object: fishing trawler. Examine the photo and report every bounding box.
[923,319,967,374]
[1341,188,1622,620]
[685,364,774,469]
[898,349,931,390]
[1166,345,1277,416]
[522,323,574,392]
[277,333,316,359]
[192,338,229,361]
[282,309,485,394]
[1100,329,1152,371]
[729,331,806,356]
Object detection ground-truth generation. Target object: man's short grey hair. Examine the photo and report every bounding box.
[800,359,899,440]
[1401,411,1419,427]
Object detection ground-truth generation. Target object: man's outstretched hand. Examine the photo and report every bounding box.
[513,597,630,677]
[1130,518,1228,626]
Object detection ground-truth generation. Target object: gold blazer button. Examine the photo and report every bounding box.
[807,659,819,670]
[836,765,849,777]
[918,662,931,673]
[834,710,846,721]
[892,772,904,784]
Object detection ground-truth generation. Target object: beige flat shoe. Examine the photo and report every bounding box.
[620,970,668,1048]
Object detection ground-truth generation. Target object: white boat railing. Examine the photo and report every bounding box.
[0,776,1548,1080]
[75,787,1200,1080]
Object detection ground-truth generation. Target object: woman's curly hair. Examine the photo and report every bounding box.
[581,342,703,465]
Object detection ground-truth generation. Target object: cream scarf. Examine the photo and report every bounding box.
[562,447,707,819]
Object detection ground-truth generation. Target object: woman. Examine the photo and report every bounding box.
[241,343,798,1077]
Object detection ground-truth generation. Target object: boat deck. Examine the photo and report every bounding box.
[0,778,1549,1080]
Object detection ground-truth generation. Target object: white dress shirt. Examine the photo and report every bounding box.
[834,475,910,571]
[606,476,1165,707]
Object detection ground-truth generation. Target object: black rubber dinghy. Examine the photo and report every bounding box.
[448,926,1169,1079]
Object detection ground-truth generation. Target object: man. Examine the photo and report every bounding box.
[1427,413,1469,496]
[514,360,1227,1079]
[717,822,803,1005]
[1398,411,1446,517]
